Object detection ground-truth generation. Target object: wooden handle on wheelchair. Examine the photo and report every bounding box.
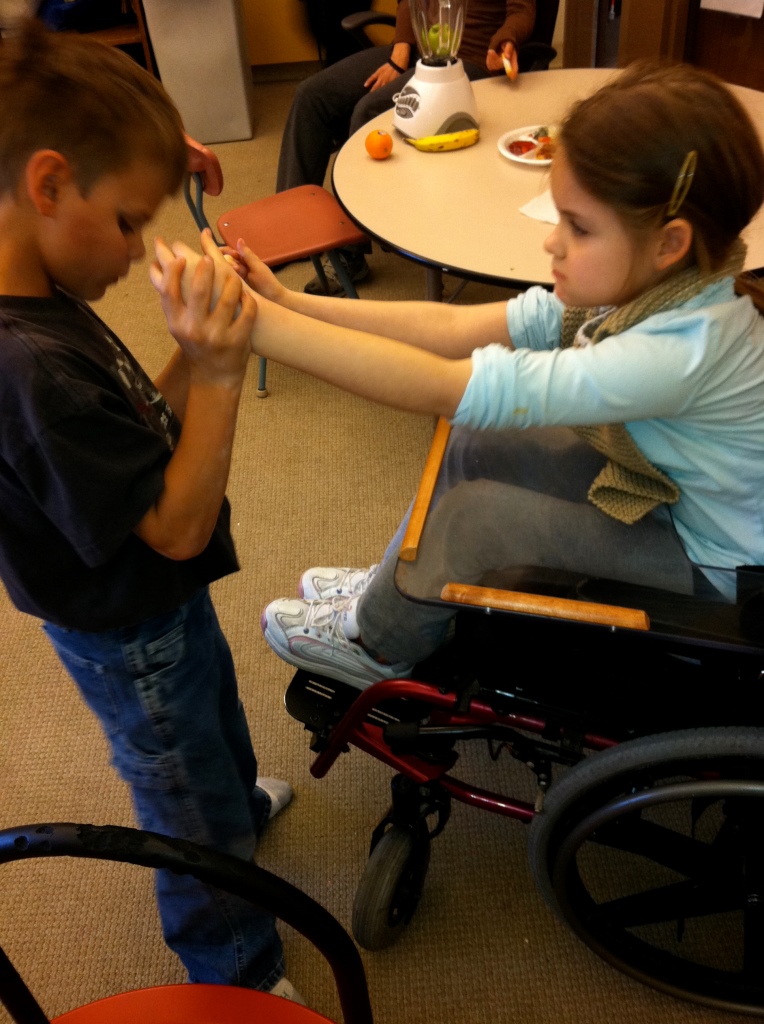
[441,582,650,631]
[399,418,452,562]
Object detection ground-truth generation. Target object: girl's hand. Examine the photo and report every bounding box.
[219,244,248,280]
[234,238,287,304]
[151,236,256,389]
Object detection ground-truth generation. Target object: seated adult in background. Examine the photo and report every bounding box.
[277,0,536,295]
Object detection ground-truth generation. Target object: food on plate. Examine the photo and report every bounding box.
[405,128,480,152]
[508,138,536,156]
[534,140,555,160]
[509,125,557,161]
[365,129,394,159]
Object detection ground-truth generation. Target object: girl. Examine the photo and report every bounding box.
[154,61,764,690]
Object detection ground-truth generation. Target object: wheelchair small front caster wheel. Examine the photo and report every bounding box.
[352,825,430,950]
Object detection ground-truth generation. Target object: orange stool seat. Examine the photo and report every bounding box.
[53,983,336,1023]
[217,186,366,268]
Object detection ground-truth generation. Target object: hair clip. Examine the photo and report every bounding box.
[667,150,697,217]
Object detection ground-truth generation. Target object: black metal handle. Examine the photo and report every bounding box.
[0,823,373,1024]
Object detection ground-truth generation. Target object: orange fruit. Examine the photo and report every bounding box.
[365,130,393,160]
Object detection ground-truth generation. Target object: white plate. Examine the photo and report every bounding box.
[497,125,556,166]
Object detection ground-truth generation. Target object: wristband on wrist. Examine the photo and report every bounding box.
[387,58,406,74]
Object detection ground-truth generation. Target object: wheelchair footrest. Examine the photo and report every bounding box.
[285,670,359,732]
[285,669,432,736]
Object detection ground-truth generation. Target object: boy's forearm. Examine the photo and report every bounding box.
[153,348,190,419]
[134,379,242,560]
[253,296,471,417]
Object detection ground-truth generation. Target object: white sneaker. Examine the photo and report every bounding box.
[268,977,306,1004]
[299,564,379,601]
[260,595,412,689]
[257,777,293,820]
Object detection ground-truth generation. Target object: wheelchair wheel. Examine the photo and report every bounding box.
[352,825,430,951]
[527,727,764,1013]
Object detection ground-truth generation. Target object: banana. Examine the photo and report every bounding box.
[404,128,480,152]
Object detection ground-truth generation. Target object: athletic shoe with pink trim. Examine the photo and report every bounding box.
[298,564,379,601]
[261,594,410,690]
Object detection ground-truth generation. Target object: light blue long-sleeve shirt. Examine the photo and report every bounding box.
[452,281,764,569]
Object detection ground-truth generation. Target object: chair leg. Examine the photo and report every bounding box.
[326,249,359,300]
[257,356,268,398]
[310,254,331,295]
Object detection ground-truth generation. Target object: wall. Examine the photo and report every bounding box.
[242,0,398,66]
[242,0,315,65]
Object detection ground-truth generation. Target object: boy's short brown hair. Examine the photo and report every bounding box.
[0,18,187,196]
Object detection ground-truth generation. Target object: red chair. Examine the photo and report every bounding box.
[184,136,367,397]
[0,822,373,1024]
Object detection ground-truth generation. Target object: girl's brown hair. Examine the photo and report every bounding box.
[0,19,187,197]
[560,61,764,273]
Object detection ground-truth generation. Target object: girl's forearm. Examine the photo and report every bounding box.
[253,294,472,418]
[277,288,511,358]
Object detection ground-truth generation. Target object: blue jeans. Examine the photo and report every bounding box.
[43,588,284,990]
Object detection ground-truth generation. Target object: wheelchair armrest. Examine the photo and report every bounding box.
[400,418,452,562]
[341,9,396,49]
[441,582,650,631]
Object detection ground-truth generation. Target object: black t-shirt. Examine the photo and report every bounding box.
[0,291,238,630]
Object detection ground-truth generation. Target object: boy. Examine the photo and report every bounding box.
[0,21,294,997]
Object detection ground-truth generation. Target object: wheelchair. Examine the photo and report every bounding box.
[284,420,764,1016]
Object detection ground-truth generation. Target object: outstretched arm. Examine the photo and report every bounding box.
[251,294,471,417]
[223,234,512,359]
[153,237,474,419]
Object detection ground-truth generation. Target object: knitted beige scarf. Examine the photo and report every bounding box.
[560,240,746,524]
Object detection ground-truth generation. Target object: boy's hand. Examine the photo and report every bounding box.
[151,238,255,389]
[232,239,286,304]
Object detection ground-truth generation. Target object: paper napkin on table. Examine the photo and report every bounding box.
[519,189,559,225]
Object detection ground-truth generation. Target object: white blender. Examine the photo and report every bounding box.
[392,0,479,139]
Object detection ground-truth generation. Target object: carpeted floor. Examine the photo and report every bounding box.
[0,75,753,1024]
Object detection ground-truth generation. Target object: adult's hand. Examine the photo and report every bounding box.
[365,42,410,91]
[486,40,518,79]
[364,61,401,91]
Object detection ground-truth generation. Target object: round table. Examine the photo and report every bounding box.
[332,68,764,299]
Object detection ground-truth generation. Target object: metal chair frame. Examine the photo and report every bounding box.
[0,823,373,1024]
